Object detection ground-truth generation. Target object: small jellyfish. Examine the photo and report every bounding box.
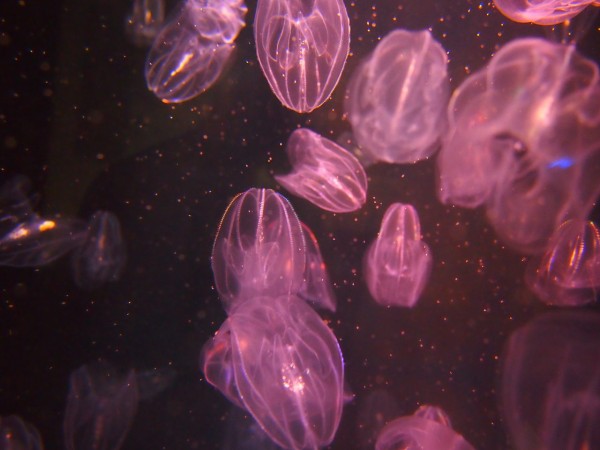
[493,0,599,25]
[71,211,127,290]
[275,128,368,213]
[525,219,600,306]
[364,203,432,308]
[345,29,449,165]
[145,0,247,103]
[375,405,475,450]
[254,0,350,112]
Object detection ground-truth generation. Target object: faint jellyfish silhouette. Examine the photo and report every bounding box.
[356,389,401,449]
[0,176,38,234]
[135,366,176,401]
[493,0,599,25]
[145,0,247,103]
[345,29,449,165]
[437,37,600,254]
[254,0,350,113]
[275,128,368,213]
[364,203,432,308]
[211,188,306,311]
[221,406,280,450]
[70,211,126,290]
[297,222,337,312]
[201,295,344,450]
[0,415,43,450]
[525,219,600,306]
[500,311,600,450]
[125,0,165,47]
[375,405,475,450]
[64,361,139,450]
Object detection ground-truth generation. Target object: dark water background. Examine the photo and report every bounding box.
[1,0,599,449]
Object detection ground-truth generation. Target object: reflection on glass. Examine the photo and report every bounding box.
[71,211,126,290]
[64,361,139,450]
[364,203,432,308]
[275,128,368,213]
[500,311,600,450]
[525,219,600,306]
[211,188,306,311]
[145,0,247,103]
[437,37,600,254]
[0,415,43,450]
[493,0,599,25]
[202,295,344,450]
[345,29,449,165]
[125,0,165,47]
[375,405,475,450]
[254,0,350,113]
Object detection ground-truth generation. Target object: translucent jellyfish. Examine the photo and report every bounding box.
[64,361,139,450]
[493,0,599,25]
[145,0,247,103]
[500,311,600,450]
[0,216,86,268]
[254,0,350,113]
[375,405,475,450]
[201,295,344,450]
[297,221,337,312]
[525,219,600,306]
[0,415,43,450]
[275,128,368,213]
[364,203,432,308]
[0,176,86,267]
[211,188,306,311]
[437,37,600,254]
[345,29,449,165]
[71,210,127,290]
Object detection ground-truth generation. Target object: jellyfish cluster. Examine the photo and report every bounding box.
[3,0,600,449]
[201,188,344,449]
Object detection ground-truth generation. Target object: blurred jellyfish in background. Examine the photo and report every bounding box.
[525,219,600,306]
[0,176,86,268]
[375,404,475,450]
[500,311,600,450]
[254,0,350,112]
[145,0,247,103]
[71,211,127,290]
[493,0,599,25]
[125,0,165,47]
[64,361,139,450]
[345,29,449,166]
[0,176,127,289]
[364,202,432,308]
[275,128,368,213]
[437,37,600,254]
[0,415,44,450]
